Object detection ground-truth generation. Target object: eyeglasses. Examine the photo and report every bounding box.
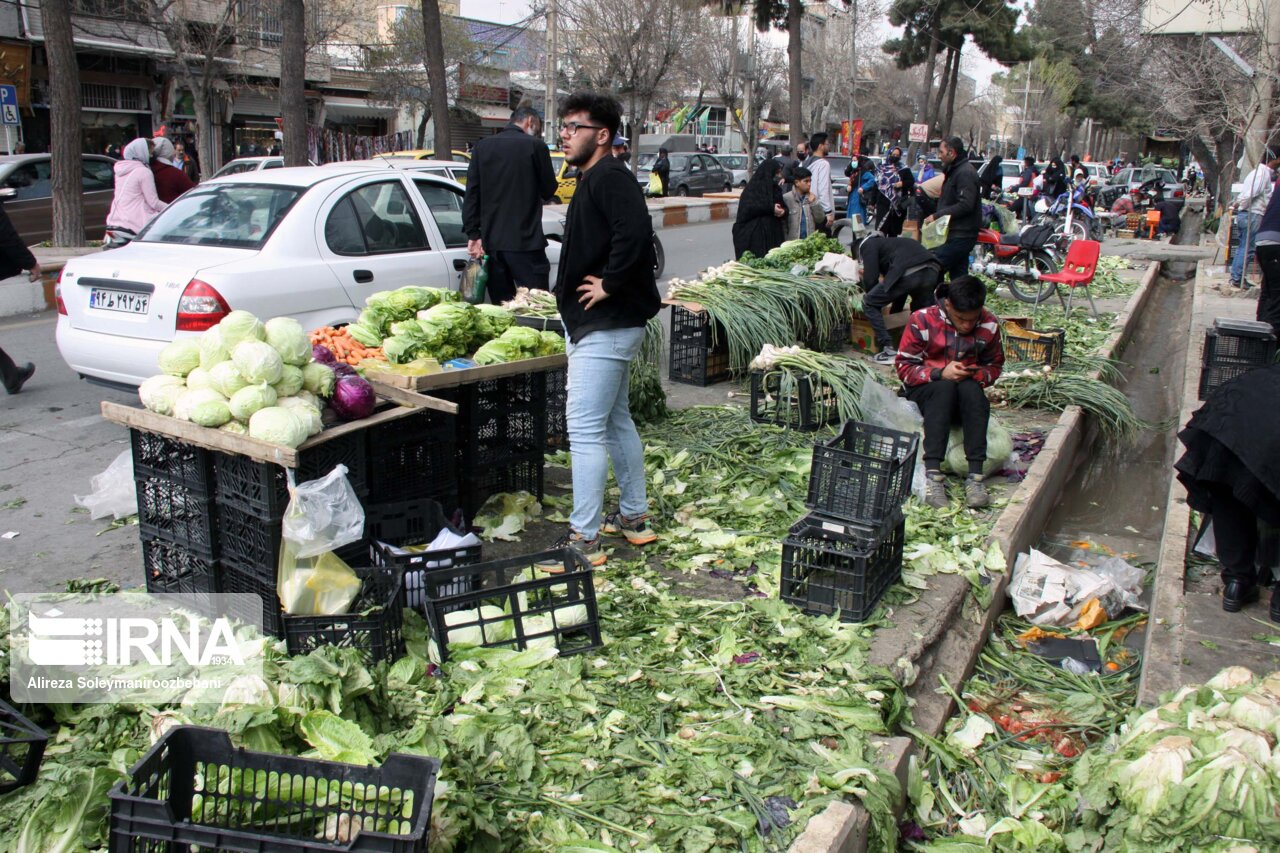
[560,121,604,135]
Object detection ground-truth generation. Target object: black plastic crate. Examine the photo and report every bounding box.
[1003,326,1065,368]
[283,567,407,664]
[805,321,850,353]
[213,432,368,517]
[136,477,218,558]
[218,558,284,638]
[130,429,214,495]
[1199,327,1278,400]
[0,699,47,795]
[545,366,568,450]
[460,453,544,521]
[368,499,483,611]
[422,548,601,664]
[442,372,546,419]
[141,537,217,595]
[669,305,730,386]
[459,408,546,468]
[806,421,918,526]
[108,726,439,853]
[512,314,565,335]
[217,503,284,581]
[780,512,905,623]
[749,370,840,431]
[367,409,458,503]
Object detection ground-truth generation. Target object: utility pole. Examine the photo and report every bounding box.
[730,13,740,152]
[544,0,558,145]
[1012,64,1042,156]
[847,1,857,155]
[745,14,756,158]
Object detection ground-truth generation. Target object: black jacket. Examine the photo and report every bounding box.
[859,235,939,294]
[732,177,785,260]
[933,157,981,241]
[462,124,558,252]
[554,157,660,343]
[0,205,34,279]
[653,155,670,189]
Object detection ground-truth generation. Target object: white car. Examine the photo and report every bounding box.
[56,167,561,387]
[712,154,751,188]
[209,156,317,179]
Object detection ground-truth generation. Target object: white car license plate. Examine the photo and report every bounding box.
[89,288,149,314]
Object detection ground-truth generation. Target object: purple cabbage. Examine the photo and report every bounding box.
[330,373,377,421]
[312,344,336,364]
[332,363,357,378]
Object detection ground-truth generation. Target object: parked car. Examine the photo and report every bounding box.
[55,168,559,388]
[379,149,471,163]
[636,152,731,197]
[1097,166,1185,208]
[548,152,578,204]
[209,156,316,180]
[712,154,751,188]
[1080,163,1109,188]
[0,153,117,245]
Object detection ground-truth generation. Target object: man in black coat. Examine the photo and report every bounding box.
[652,147,671,197]
[858,233,941,364]
[925,136,981,281]
[0,205,36,392]
[542,91,661,566]
[462,104,558,303]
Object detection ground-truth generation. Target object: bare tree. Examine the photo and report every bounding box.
[682,15,786,155]
[420,0,452,155]
[560,0,699,171]
[280,0,307,166]
[43,0,83,246]
[365,11,475,148]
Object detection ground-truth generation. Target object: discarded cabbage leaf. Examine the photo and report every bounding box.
[474,491,542,541]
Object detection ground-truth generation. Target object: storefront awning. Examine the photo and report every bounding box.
[467,103,512,126]
[324,96,397,121]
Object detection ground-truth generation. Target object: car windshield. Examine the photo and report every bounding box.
[720,156,746,169]
[141,184,304,249]
[636,152,657,169]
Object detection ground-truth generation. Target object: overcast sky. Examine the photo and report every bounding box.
[459,0,1005,94]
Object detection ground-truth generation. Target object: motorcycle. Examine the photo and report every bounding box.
[103,226,138,251]
[970,222,1060,304]
[1035,183,1100,248]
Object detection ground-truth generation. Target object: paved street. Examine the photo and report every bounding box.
[0,219,735,596]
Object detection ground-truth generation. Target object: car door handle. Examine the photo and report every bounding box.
[453,258,468,271]
[353,269,373,283]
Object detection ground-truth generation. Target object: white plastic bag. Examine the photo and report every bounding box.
[280,464,365,559]
[858,381,926,500]
[75,450,137,520]
[813,252,861,281]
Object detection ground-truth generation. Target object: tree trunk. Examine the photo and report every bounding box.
[1213,132,1242,212]
[931,45,952,134]
[915,33,940,160]
[416,111,429,148]
[280,0,308,167]
[942,45,961,138]
[787,0,803,147]
[192,85,215,180]
[42,0,83,246]
[421,0,452,155]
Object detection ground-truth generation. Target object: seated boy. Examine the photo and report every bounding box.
[895,275,1005,509]
[782,166,827,240]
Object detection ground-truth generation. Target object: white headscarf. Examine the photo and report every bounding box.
[152,137,176,166]
[123,138,150,163]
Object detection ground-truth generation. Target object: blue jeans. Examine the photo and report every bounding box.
[1232,211,1261,284]
[566,326,647,539]
[932,235,978,281]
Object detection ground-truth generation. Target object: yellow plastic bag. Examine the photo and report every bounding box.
[647,171,663,196]
[921,214,951,249]
[277,538,362,616]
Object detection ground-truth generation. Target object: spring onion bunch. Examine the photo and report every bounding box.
[989,361,1145,441]
[749,345,884,426]
[501,287,559,318]
[669,262,860,372]
[629,316,668,423]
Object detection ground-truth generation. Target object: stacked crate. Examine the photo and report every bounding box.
[780,422,918,622]
[1198,317,1277,400]
[131,430,220,596]
[668,304,730,386]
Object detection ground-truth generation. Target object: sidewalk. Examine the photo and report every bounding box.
[1139,260,1280,705]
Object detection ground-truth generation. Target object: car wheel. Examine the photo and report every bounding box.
[723,182,732,192]
[675,185,689,197]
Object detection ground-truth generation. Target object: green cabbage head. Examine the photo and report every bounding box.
[232,340,284,385]
[249,406,310,448]
[158,339,201,377]
[209,361,249,398]
[199,325,230,369]
[273,364,305,397]
[219,310,266,348]
[138,375,186,415]
[228,383,278,421]
[264,317,311,366]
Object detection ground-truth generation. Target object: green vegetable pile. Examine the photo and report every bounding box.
[347,287,538,366]
[143,311,328,448]
[1088,256,1141,298]
[501,287,560,319]
[668,263,860,373]
[988,360,1146,441]
[748,345,885,427]
[472,325,564,366]
[0,573,908,851]
[349,286,455,343]
[629,317,668,425]
[741,233,846,272]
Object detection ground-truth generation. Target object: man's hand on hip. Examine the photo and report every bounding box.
[577,275,609,310]
[467,238,485,259]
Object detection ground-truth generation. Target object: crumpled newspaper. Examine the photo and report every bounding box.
[1009,549,1146,627]
[813,252,861,281]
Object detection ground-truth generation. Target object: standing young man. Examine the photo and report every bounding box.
[895,275,1004,509]
[806,133,835,231]
[925,136,982,281]
[462,104,559,304]
[543,92,661,567]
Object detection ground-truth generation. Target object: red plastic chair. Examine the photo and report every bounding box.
[1038,239,1102,317]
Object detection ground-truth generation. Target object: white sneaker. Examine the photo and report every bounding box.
[872,347,897,365]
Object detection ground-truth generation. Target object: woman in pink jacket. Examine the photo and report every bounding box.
[105,138,167,234]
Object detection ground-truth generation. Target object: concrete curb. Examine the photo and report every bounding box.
[1138,261,1204,706]
[790,261,1163,852]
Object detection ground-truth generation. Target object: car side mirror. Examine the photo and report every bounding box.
[0,187,15,199]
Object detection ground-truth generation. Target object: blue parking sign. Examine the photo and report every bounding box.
[0,85,18,126]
